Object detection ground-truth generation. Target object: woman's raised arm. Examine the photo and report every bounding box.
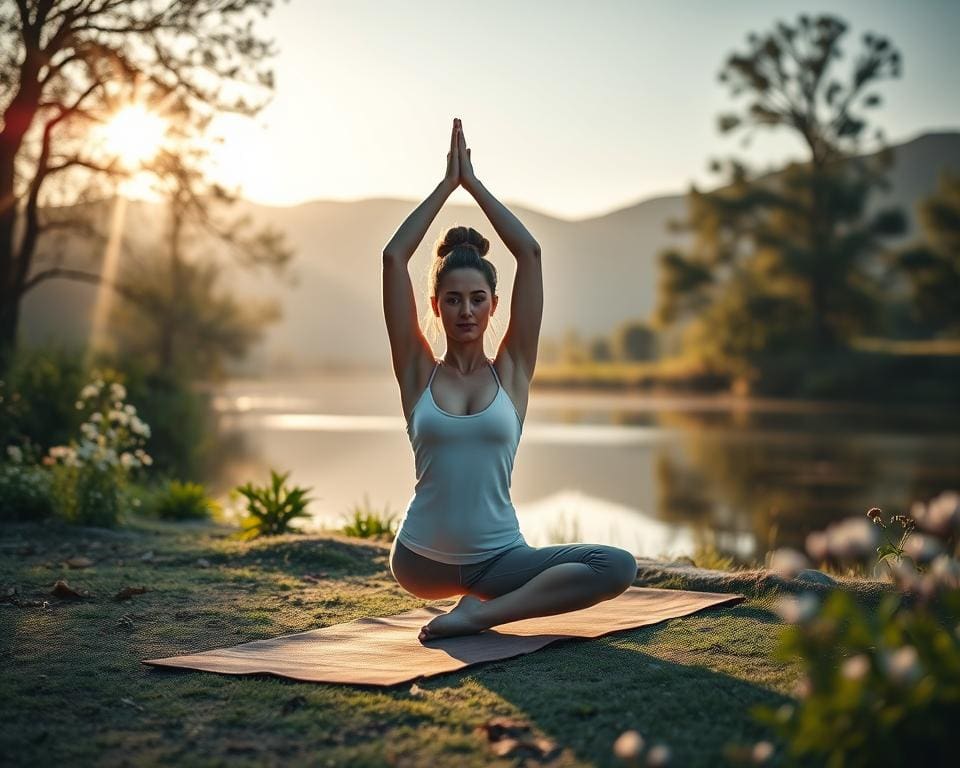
[382,120,460,261]
[457,121,543,377]
[381,120,460,383]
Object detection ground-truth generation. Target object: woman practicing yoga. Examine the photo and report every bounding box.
[382,117,638,642]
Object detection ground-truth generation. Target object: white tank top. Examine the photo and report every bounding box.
[396,359,527,564]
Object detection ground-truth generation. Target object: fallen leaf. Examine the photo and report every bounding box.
[51,579,91,599]
[476,717,560,761]
[409,683,425,697]
[114,586,148,601]
[50,579,90,599]
[65,556,94,568]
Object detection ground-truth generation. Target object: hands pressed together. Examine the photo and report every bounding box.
[443,117,478,193]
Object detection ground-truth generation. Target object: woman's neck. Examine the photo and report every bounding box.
[441,344,489,375]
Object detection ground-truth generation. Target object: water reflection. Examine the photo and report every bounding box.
[205,373,960,564]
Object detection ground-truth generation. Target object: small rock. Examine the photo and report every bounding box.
[65,556,94,569]
[794,569,836,586]
[140,551,154,562]
[196,558,211,568]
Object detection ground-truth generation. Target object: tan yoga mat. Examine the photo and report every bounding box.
[142,586,745,686]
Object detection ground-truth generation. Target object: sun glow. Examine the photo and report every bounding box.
[96,104,167,169]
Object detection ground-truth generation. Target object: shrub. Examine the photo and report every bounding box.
[148,479,221,521]
[0,343,90,465]
[739,493,960,766]
[340,494,399,540]
[233,469,314,539]
[0,463,56,522]
[44,372,153,527]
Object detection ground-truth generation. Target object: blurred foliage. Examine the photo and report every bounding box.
[651,14,942,398]
[0,343,221,483]
[234,469,314,539]
[753,587,959,767]
[741,494,960,766]
[0,464,56,522]
[0,343,89,464]
[895,171,960,338]
[340,494,399,540]
[108,242,284,383]
[145,479,221,521]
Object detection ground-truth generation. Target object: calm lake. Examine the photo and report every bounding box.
[203,371,960,563]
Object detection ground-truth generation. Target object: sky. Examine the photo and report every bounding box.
[200,0,960,221]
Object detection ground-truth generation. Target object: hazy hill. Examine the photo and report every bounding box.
[20,130,960,375]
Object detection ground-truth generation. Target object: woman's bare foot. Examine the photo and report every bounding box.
[418,595,489,642]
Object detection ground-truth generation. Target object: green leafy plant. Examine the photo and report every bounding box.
[149,479,221,521]
[234,469,314,539]
[0,463,56,522]
[340,494,399,540]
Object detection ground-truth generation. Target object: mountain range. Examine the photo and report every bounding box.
[21,130,960,375]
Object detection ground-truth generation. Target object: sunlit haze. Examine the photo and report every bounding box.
[194,0,956,219]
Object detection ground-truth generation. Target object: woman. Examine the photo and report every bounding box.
[382,118,638,642]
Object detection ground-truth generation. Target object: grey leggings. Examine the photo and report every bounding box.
[389,537,638,601]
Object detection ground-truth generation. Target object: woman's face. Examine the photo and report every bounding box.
[432,268,498,342]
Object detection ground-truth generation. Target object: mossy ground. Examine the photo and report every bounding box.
[1,517,888,767]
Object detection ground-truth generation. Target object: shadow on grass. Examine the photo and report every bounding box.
[3,520,806,767]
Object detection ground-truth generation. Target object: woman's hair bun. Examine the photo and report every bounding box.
[435,225,490,259]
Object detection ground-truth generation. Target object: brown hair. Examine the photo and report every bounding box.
[428,225,497,298]
[421,225,501,352]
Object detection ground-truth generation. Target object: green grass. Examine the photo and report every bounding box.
[0,517,891,767]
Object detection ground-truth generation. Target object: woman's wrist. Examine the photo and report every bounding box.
[439,178,458,195]
[461,175,480,196]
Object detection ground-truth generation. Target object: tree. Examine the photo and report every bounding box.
[895,171,960,337]
[611,320,657,362]
[656,14,907,383]
[589,336,612,362]
[0,0,289,376]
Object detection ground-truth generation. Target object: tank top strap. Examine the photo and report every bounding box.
[487,359,502,387]
[427,360,440,387]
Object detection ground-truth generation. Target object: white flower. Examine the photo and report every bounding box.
[75,400,84,410]
[646,744,671,767]
[110,382,127,401]
[752,741,774,764]
[768,548,810,579]
[826,517,880,560]
[108,409,129,426]
[805,530,828,561]
[881,646,922,686]
[129,416,150,437]
[81,423,98,440]
[841,654,870,681]
[90,412,103,423]
[124,404,136,415]
[80,383,100,400]
[5,445,23,463]
[902,533,944,565]
[913,491,960,537]
[613,730,644,759]
[773,593,820,624]
[930,554,960,589]
[120,452,136,469]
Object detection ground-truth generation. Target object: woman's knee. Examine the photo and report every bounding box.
[601,547,637,595]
